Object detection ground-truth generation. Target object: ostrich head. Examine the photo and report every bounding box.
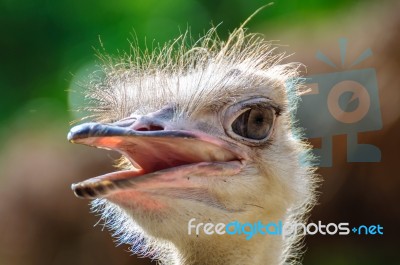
[68,24,316,265]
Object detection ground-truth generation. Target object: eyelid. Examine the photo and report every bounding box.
[246,102,281,116]
[231,107,251,121]
[228,100,278,119]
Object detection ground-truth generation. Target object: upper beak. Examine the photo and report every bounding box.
[68,121,245,199]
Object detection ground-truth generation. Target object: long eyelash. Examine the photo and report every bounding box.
[242,102,281,116]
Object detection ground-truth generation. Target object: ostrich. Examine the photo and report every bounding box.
[67,18,316,265]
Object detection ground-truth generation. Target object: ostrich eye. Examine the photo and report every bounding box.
[231,108,274,140]
[224,98,278,144]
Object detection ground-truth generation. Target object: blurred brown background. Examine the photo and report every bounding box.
[0,0,399,264]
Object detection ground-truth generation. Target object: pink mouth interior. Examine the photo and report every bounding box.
[78,134,238,180]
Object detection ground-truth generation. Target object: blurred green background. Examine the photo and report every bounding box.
[1,0,399,264]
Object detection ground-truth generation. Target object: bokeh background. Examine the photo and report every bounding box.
[1,0,399,264]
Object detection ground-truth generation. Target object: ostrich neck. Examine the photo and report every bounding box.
[171,232,283,265]
[160,205,289,264]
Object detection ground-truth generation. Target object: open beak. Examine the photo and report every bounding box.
[68,122,245,199]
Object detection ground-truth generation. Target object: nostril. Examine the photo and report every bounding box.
[131,116,165,131]
[135,124,164,131]
[149,125,164,131]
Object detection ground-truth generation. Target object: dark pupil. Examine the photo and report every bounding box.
[231,109,272,140]
[253,114,264,125]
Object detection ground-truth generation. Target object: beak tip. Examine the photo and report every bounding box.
[67,132,74,142]
[71,183,86,199]
[67,123,97,142]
